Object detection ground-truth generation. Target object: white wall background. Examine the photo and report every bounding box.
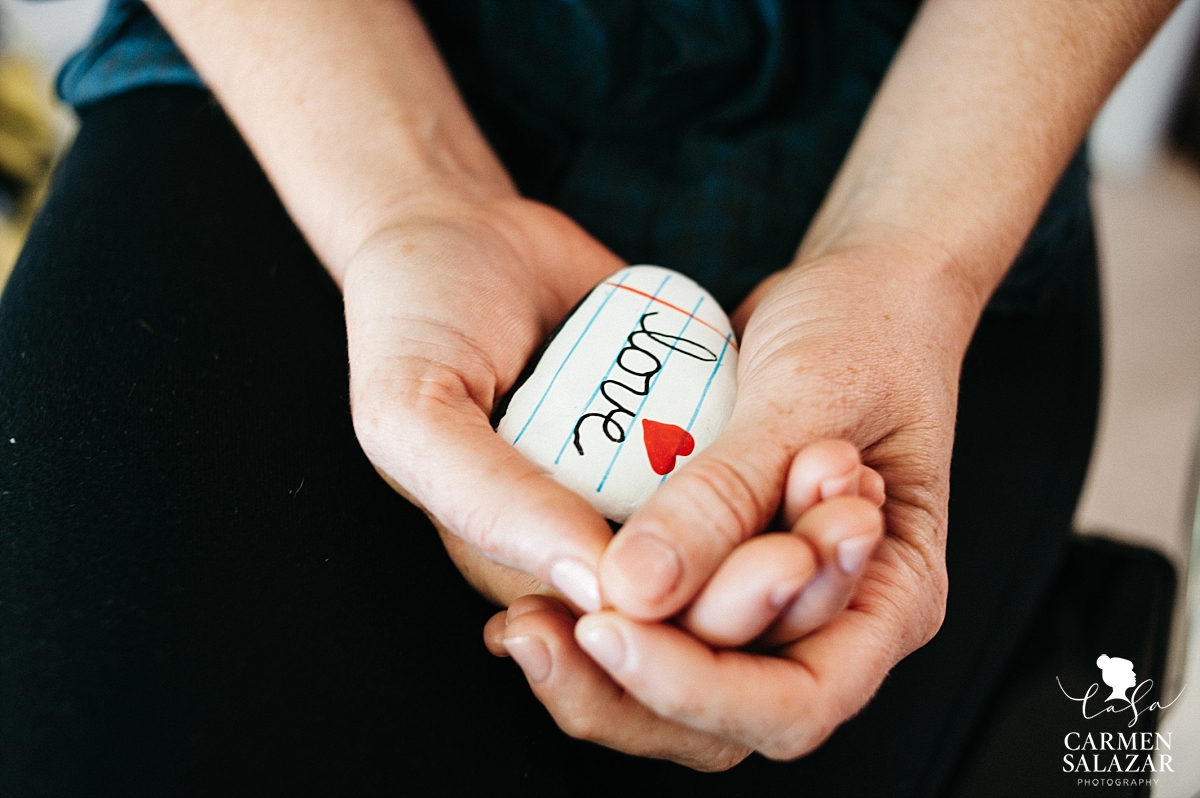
[0,0,104,75]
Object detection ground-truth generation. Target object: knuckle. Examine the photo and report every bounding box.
[869,562,945,655]
[688,743,752,773]
[556,709,604,743]
[758,657,891,763]
[458,503,508,560]
[348,383,391,457]
[677,457,772,547]
[873,501,950,653]
[460,467,551,563]
[916,564,949,645]
[647,681,705,723]
[760,736,813,763]
[352,356,484,436]
[762,710,836,762]
[896,542,948,650]
[411,372,475,417]
[399,364,479,425]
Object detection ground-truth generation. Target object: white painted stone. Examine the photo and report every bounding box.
[496,265,739,522]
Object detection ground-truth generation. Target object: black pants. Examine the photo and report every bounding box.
[0,89,1100,796]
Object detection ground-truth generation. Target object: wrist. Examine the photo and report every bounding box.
[757,230,992,366]
[800,211,1008,306]
[148,0,520,288]
[331,171,519,287]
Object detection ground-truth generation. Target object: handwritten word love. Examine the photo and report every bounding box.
[572,312,717,456]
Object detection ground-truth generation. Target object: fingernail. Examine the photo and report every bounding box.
[615,533,681,603]
[504,635,552,683]
[837,534,875,575]
[549,559,601,612]
[768,577,807,609]
[578,622,626,671]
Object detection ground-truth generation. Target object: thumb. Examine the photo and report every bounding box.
[355,376,614,612]
[598,414,791,620]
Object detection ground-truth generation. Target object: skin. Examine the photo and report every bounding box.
[148,0,1179,771]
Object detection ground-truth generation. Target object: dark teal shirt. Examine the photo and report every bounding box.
[58,0,1088,312]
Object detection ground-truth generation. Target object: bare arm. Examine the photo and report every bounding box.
[144,0,887,633]
[146,0,510,283]
[145,0,1179,769]
[795,0,1170,338]
[505,0,1181,768]
[146,0,628,610]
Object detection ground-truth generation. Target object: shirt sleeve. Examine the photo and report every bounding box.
[56,0,205,110]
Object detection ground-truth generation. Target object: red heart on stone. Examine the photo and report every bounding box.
[642,419,696,476]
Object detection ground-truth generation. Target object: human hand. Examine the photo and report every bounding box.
[679,439,886,649]
[149,0,640,613]
[492,241,972,768]
[344,195,626,610]
[485,437,886,769]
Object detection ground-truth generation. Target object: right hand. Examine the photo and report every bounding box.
[343,194,625,610]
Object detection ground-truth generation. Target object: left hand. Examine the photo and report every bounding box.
[484,437,886,770]
[479,0,1183,767]
[488,240,973,768]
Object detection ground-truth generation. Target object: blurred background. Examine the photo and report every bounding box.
[1075,3,1200,796]
[0,1,1198,795]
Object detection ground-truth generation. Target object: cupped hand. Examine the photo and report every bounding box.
[344,195,625,610]
[494,241,975,767]
[679,441,887,650]
[487,439,885,768]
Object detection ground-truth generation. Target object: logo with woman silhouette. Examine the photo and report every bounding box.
[1096,655,1138,706]
[1057,653,1185,727]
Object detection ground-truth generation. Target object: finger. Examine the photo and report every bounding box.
[782,439,883,527]
[501,595,750,771]
[678,533,818,649]
[354,383,612,611]
[760,496,884,647]
[433,516,552,607]
[489,590,596,657]
[599,418,791,620]
[484,610,509,656]
[575,591,913,761]
[859,465,886,508]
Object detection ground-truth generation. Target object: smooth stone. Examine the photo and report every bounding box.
[495,264,739,522]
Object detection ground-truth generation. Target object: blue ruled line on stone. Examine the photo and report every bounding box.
[512,271,631,445]
[595,294,705,493]
[553,273,673,466]
[659,332,734,485]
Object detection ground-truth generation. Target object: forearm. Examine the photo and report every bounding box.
[145,0,515,285]
[799,0,1177,348]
